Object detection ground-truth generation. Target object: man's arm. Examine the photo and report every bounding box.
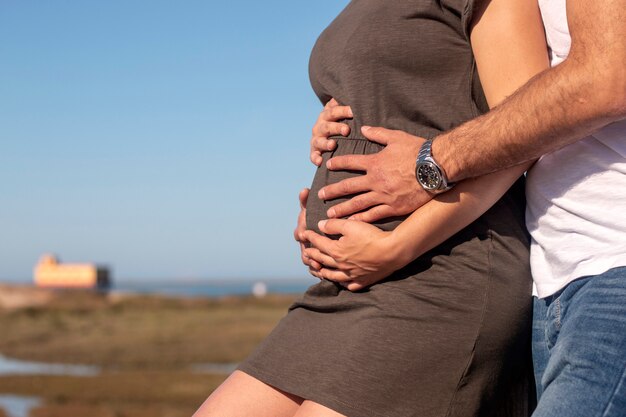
[318,0,625,221]
[434,0,626,181]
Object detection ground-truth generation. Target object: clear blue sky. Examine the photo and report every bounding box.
[0,0,349,282]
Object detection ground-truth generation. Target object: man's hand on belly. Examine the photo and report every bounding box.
[319,126,433,222]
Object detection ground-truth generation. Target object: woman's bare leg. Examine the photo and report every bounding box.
[192,370,303,417]
[293,400,347,417]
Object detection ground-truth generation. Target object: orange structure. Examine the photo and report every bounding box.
[34,254,110,289]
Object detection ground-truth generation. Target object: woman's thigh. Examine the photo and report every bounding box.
[192,370,303,417]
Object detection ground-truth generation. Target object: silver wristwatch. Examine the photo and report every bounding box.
[415,139,454,193]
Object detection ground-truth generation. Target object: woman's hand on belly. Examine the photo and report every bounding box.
[310,98,352,166]
[294,188,323,272]
[302,219,407,291]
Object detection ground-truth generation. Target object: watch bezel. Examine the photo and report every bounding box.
[416,161,444,191]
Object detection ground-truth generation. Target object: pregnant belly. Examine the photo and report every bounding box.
[306,137,407,236]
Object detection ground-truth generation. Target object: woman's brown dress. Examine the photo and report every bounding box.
[238,1,536,416]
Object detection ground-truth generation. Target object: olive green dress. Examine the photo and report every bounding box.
[239,1,535,416]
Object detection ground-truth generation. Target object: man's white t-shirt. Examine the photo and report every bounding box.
[527,0,626,298]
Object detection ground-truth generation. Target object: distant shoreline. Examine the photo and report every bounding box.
[0,278,311,301]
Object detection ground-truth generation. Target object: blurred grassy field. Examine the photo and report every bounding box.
[0,287,298,417]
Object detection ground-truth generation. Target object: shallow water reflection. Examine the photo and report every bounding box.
[0,354,99,377]
[0,394,40,417]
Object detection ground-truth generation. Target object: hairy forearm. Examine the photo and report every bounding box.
[434,56,626,182]
[389,164,531,268]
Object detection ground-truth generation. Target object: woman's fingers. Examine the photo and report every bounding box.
[317,219,351,236]
[311,136,337,153]
[303,247,339,269]
[294,188,309,242]
[310,150,323,166]
[312,121,350,138]
[322,103,353,122]
[309,98,353,167]
[303,230,336,256]
[308,268,323,279]
[324,97,339,109]
[325,192,381,219]
[299,188,309,209]
[317,268,351,282]
[345,282,365,292]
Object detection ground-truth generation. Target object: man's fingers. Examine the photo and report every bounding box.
[326,154,370,171]
[318,176,370,201]
[349,205,395,223]
[326,192,380,219]
[360,126,406,146]
[303,247,339,269]
[312,121,350,138]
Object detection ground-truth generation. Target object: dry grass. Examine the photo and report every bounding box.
[0,291,296,368]
[0,288,300,417]
[0,371,224,416]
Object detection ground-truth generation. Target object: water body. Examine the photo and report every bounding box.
[0,354,99,377]
[114,279,310,298]
[0,395,40,417]
[0,278,311,299]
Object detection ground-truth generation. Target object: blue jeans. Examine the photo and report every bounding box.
[532,266,626,417]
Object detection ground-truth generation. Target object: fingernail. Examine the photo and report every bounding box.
[318,220,327,229]
[341,126,349,136]
[347,216,356,220]
[327,140,336,150]
[318,189,325,199]
[361,126,370,132]
[327,208,336,218]
[347,108,353,117]
[326,159,333,169]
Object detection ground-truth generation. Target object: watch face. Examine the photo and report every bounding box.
[417,163,442,190]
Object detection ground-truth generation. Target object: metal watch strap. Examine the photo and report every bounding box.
[416,139,454,193]
[417,139,434,164]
